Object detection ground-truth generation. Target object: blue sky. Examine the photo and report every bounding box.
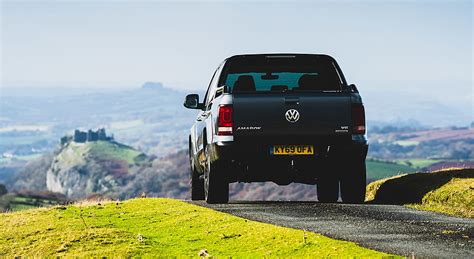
[1,0,472,106]
[1,1,471,88]
[1,0,472,125]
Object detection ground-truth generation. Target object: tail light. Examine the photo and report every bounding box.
[217,105,233,135]
[352,104,366,135]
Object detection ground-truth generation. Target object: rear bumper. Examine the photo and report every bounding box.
[210,135,368,184]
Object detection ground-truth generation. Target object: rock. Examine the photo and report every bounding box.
[198,249,209,257]
[46,141,144,199]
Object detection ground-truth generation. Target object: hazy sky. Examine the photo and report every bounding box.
[1,0,472,94]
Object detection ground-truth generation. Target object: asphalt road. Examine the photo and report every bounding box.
[192,201,474,258]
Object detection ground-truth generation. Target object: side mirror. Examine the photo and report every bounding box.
[349,84,359,93]
[184,94,203,109]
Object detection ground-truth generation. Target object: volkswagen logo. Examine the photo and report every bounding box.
[285,109,300,123]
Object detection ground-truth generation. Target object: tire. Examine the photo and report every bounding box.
[189,141,205,201]
[317,175,339,203]
[340,160,366,204]
[204,147,229,204]
[191,168,205,200]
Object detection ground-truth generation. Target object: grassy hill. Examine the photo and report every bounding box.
[66,141,145,165]
[46,140,149,199]
[0,198,392,257]
[366,168,474,218]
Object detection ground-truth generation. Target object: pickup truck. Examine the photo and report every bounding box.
[184,54,368,204]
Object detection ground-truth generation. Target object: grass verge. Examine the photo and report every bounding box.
[0,198,393,257]
[366,168,473,218]
[407,178,474,218]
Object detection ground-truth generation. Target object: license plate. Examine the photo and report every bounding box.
[271,145,314,155]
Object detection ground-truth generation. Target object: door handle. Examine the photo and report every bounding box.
[197,112,210,121]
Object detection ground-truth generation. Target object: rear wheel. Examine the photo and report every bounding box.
[317,175,339,203]
[204,147,229,204]
[189,142,204,200]
[340,160,366,204]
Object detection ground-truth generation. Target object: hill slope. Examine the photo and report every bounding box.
[0,198,391,257]
[366,168,474,218]
[46,141,146,198]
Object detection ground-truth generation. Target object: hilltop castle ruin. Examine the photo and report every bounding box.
[60,128,114,146]
[73,128,113,143]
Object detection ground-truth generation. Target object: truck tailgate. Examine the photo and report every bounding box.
[233,92,352,137]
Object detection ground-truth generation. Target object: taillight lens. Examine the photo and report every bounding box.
[218,105,233,135]
[352,104,366,135]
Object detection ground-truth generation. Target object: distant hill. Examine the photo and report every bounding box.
[369,126,474,160]
[3,135,191,201]
[0,82,198,159]
[46,139,147,198]
[141,81,165,90]
[363,87,472,127]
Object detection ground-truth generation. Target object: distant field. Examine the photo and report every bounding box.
[393,140,419,146]
[7,196,39,211]
[398,128,474,142]
[0,194,64,212]
[0,135,51,146]
[370,127,474,143]
[396,159,440,169]
[366,159,416,181]
[0,125,50,133]
[3,154,43,162]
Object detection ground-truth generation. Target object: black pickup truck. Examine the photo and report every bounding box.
[184,54,368,204]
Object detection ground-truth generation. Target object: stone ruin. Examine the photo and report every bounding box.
[73,128,113,143]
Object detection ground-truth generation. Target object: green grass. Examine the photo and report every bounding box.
[366,168,474,218]
[395,159,440,169]
[0,194,64,212]
[68,141,144,165]
[87,141,144,164]
[366,159,416,181]
[408,178,474,218]
[0,198,393,257]
[9,203,37,211]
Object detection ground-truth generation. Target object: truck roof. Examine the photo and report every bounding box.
[226,53,335,61]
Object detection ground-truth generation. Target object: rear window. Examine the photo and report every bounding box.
[221,55,343,93]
